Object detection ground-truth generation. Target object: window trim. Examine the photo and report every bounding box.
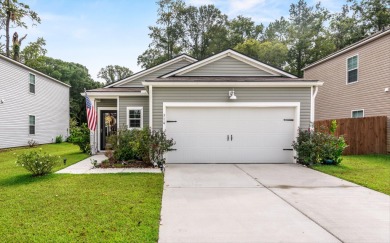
[346,54,359,85]
[126,107,143,129]
[29,115,36,135]
[351,109,364,118]
[29,73,36,94]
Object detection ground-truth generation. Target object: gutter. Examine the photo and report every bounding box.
[142,81,324,88]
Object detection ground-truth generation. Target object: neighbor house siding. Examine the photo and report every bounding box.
[304,33,390,152]
[118,60,193,87]
[118,96,149,128]
[152,87,311,129]
[0,58,69,149]
[183,56,274,76]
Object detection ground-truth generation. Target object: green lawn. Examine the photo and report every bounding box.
[0,143,164,242]
[312,154,390,195]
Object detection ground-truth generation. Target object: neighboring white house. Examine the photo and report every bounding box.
[0,54,70,149]
[85,49,323,163]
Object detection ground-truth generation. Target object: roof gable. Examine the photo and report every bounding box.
[162,49,296,78]
[108,55,197,88]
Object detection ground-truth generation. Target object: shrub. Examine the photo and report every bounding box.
[27,139,38,147]
[55,135,63,144]
[107,126,137,162]
[68,118,90,154]
[149,129,175,166]
[130,127,152,163]
[292,126,347,166]
[16,150,60,176]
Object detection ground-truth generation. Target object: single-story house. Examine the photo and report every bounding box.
[0,54,70,149]
[85,49,322,163]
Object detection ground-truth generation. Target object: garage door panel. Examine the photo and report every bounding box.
[230,134,294,148]
[169,133,228,148]
[165,106,296,164]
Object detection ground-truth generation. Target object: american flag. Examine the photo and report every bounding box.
[85,92,97,131]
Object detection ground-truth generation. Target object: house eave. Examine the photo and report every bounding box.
[142,81,323,88]
[81,91,149,97]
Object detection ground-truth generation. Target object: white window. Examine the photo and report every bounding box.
[352,110,364,118]
[127,107,143,129]
[29,115,35,134]
[347,55,358,84]
[29,73,36,93]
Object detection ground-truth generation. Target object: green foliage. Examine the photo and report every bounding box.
[55,135,63,144]
[235,39,288,68]
[97,65,133,85]
[0,0,41,57]
[130,127,152,163]
[68,119,90,154]
[107,126,138,161]
[330,120,337,135]
[348,0,390,33]
[20,37,47,64]
[149,129,175,166]
[16,150,60,176]
[292,127,348,165]
[228,15,264,47]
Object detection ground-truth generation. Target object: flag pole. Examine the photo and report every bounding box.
[85,88,96,155]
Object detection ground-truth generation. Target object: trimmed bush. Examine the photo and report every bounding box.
[68,118,90,154]
[55,135,63,144]
[16,150,60,176]
[292,124,347,165]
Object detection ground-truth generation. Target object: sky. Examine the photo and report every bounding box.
[15,0,345,83]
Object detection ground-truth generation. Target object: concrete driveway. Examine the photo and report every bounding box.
[159,164,390,243]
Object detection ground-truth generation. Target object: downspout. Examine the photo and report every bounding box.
[149,86,153,129]
[310,86,319,130]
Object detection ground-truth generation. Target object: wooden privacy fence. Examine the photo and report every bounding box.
[314,116,388,155]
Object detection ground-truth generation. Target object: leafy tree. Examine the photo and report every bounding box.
[329,5,366,50]
[20,37,47,65]
[348,0,390,32]
[264,17,290,43]
[228,15,263,47]
[181,4,229,59]
[287,0,335,77]
[234,39,288,68]
[97,65,133,85]
[0,0,40,57]
[137,0,185,69]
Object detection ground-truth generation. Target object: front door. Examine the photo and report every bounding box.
[100,110,117,150]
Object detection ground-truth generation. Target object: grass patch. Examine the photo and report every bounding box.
[0,143,164,242]
[312,154,390,195]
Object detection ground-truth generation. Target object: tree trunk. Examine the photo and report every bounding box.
[5,0,11,57]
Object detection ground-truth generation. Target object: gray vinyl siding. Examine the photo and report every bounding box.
[118,60,193,87]
[118,96,149,128]
[97,99,117,108]
[152,87,311,129]
[183,56,274,76]
[0,58,69,149]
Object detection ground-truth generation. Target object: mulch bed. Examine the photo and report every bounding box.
[97,160,155,169]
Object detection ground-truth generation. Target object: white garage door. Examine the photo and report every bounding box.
[165,105,297,164]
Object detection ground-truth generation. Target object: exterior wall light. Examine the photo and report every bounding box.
[229,89,237,100]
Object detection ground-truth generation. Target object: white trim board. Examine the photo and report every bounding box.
[143,81,323,88]
[163,102,300,163]
[161,49,297,78]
